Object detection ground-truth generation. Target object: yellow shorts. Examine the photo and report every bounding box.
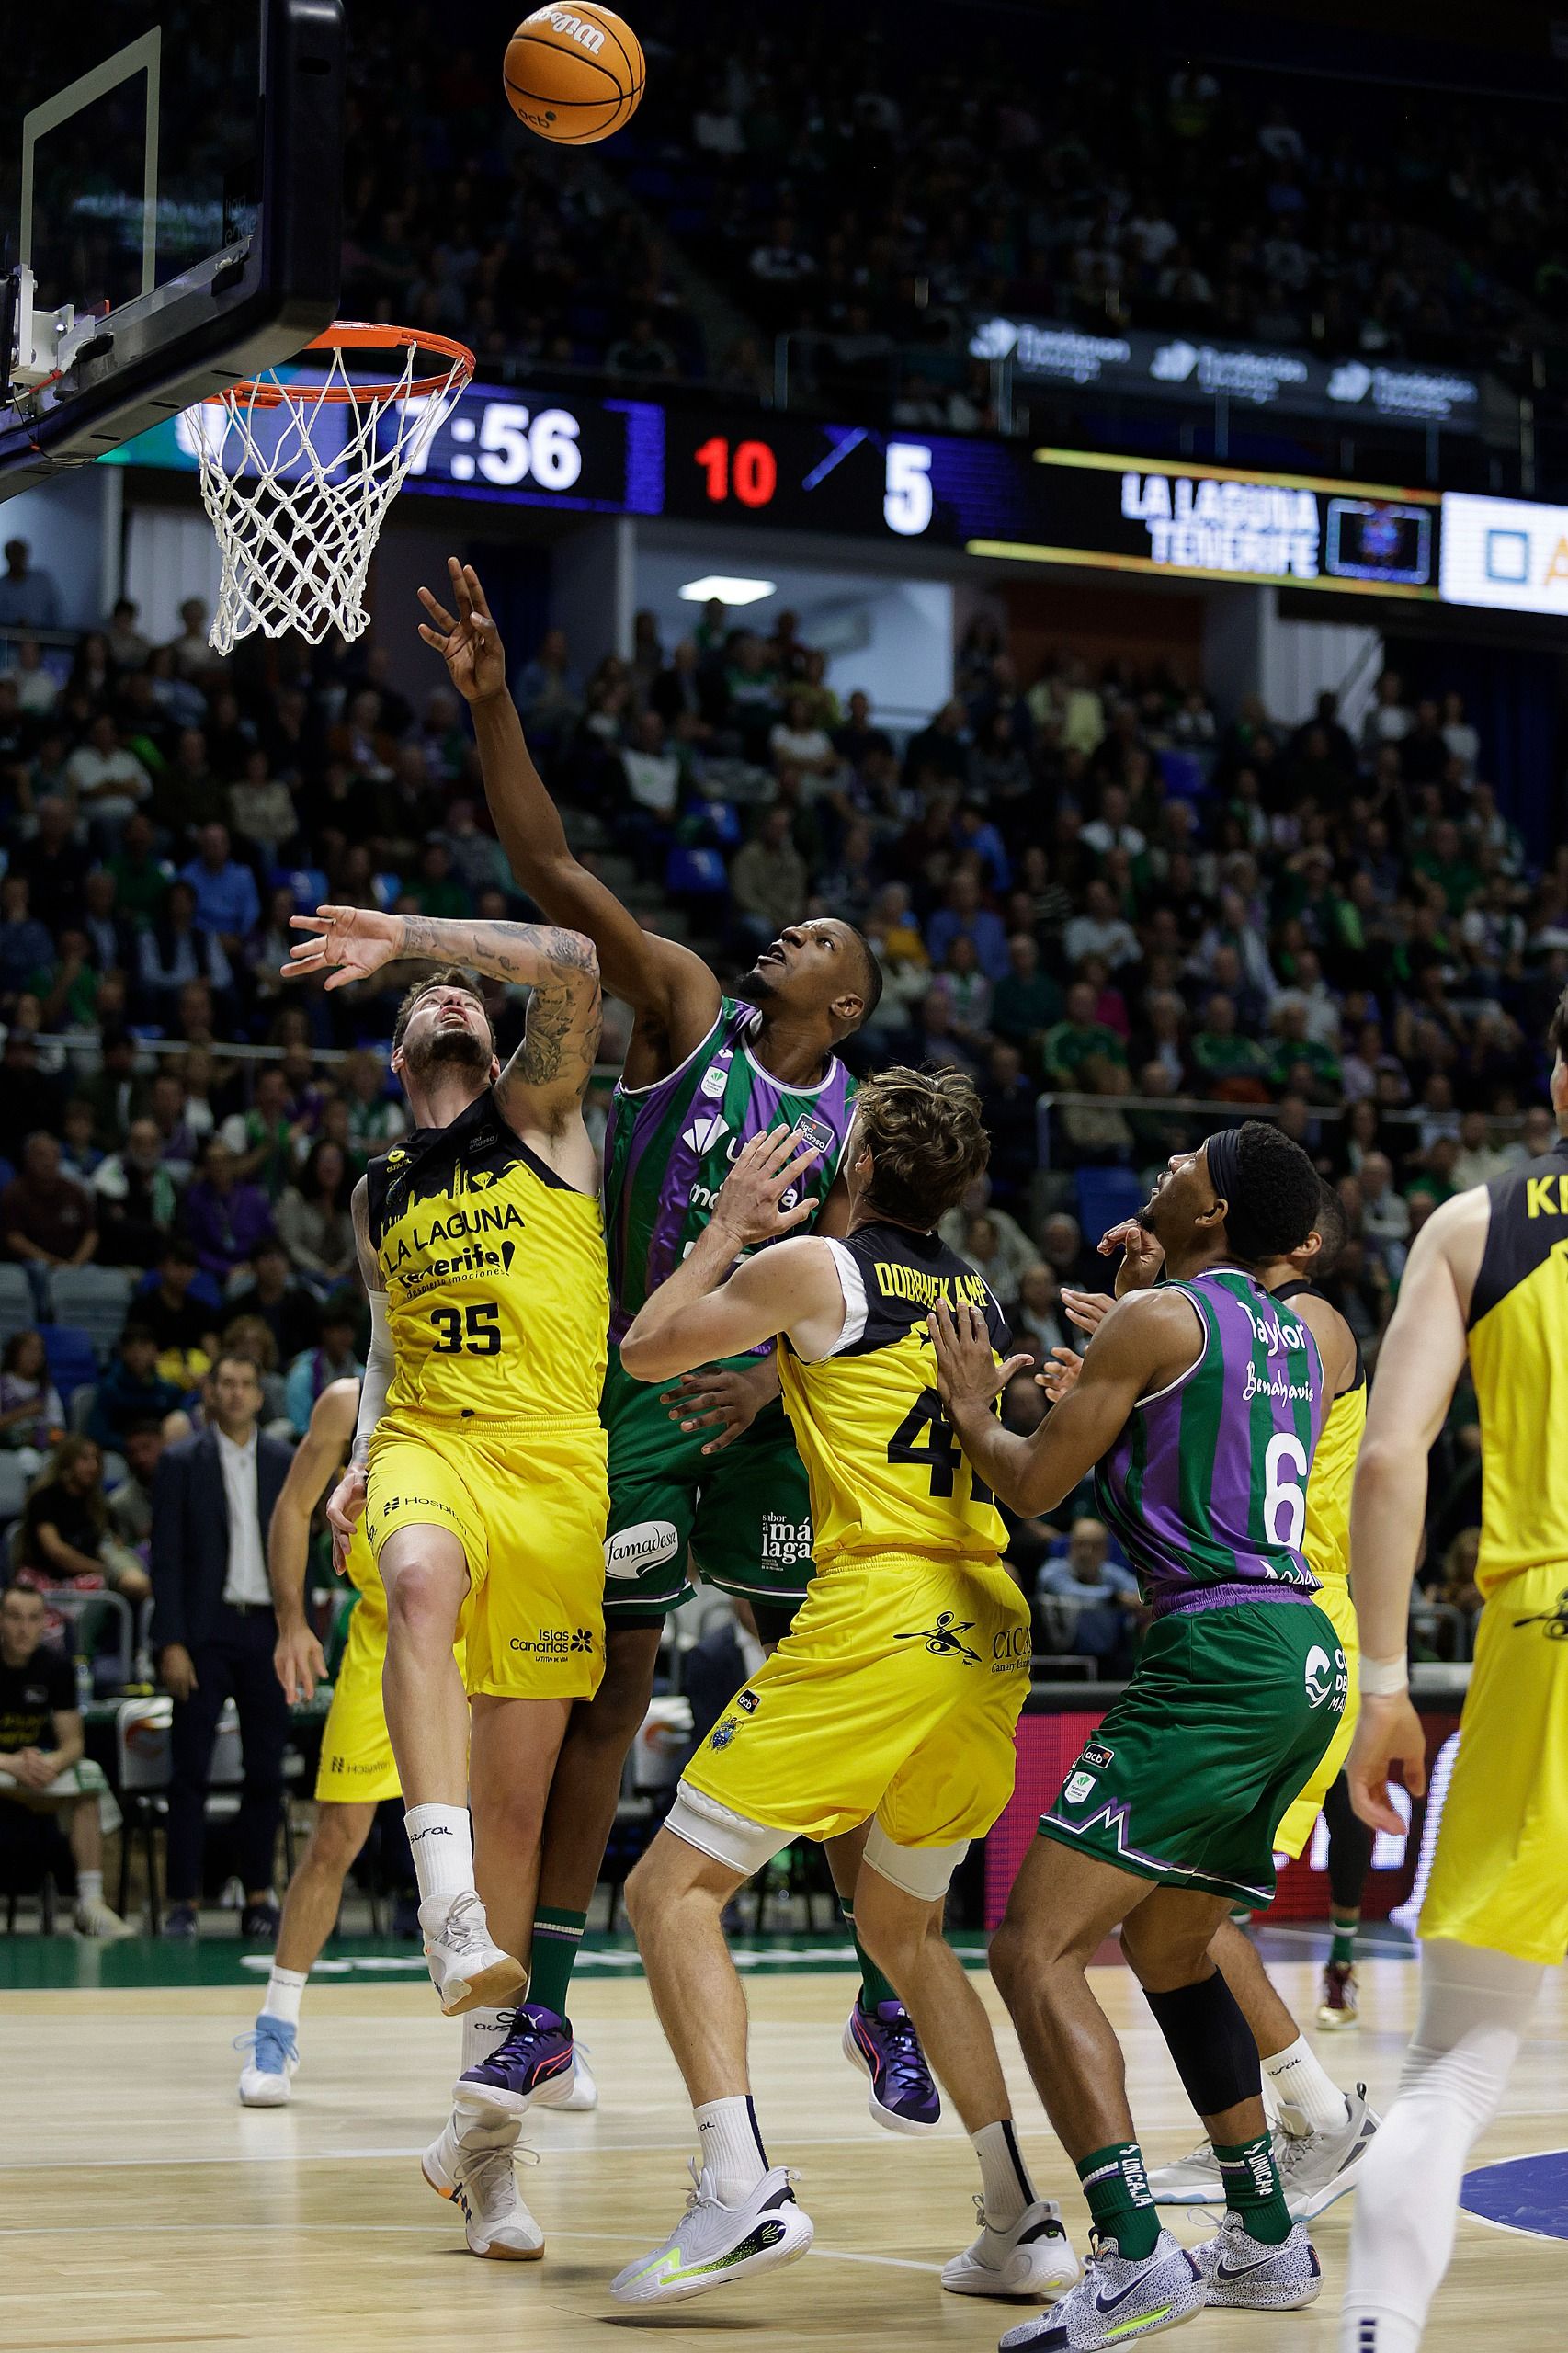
[1274,1575,1359,1860]
[366,1412,608,1704]
[681,1550,1031,1849]
[313,1566,469,1805]
[1421,1562,1568,1965]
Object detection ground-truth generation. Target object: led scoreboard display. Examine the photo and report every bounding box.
[112,381,1465,605]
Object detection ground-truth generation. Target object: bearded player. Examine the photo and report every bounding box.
[417,558,940,2134]
[285,907,608,2259]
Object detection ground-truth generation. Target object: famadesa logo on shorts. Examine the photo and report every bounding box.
[605,1519,680,1578]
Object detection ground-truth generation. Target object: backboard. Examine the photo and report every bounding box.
[0,0,343,498]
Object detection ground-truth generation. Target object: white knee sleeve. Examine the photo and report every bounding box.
[862,1823,969,1902]
[664,1780,792,1879]
[1340,1938,1543,2350]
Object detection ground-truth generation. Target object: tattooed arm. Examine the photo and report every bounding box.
[282,905,603,1135]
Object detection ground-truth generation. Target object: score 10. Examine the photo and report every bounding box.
[688,432,935,537]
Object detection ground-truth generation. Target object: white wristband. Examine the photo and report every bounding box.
[1360,1653,1410,1699]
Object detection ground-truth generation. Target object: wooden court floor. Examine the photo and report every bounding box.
[5,1951,1565,2352]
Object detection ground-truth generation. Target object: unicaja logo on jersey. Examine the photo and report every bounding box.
[681,1113,731,1155]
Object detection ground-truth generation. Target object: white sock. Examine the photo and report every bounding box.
[461,2005,515,2075]
[1260,2067,1281,2129]
[262,1965,308,2026]
[404,1804,474,1907]
[1263,2033,1348,2136]
[694,2095,768,2205]
[1340,1938,1540,2353]
[77,1869,103,1906]
[973,2118,1036,2229]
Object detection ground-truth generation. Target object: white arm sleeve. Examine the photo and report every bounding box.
[351,1290,392,1464]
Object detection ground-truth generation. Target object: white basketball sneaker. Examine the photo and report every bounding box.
[422,2109,544,2260]
[530,2040,597,2111]
[609,2164,812,2306]
[74,1894,134,1939]
[941,2195,1081,2299]
[419,1889,527,2017]
[1191,2212,1322,2309]
[234,2015,299,2107]
[1275,2085,1380,2221]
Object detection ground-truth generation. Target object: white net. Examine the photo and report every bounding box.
[190,337,471,654]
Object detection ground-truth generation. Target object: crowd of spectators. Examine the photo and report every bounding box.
[1,532,1549,1668]
[323,7,1568,423]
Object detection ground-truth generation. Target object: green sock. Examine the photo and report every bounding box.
[1330,1915,1358,1968]
[1076,2143,1161,2262]
[528,1905,587,2018]
[840,1900,900,2014]
[1214,2132,1292,2246]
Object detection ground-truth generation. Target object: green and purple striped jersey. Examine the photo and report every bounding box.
[603,997,856,1347]
[1095,1267,1326,1613]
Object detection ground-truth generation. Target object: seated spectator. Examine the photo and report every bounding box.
[228,748,299,858]
[221,1066,307,1201]
[729,808,808,948]
[926,935,994,1052]
[107,1418,167,1551]
[938,1174,1040,1298]
[183,1141,274,1281]
[284,1296,365,1434]
[137,1241,222,1387]
[87,1325,187,1452]
[137,878,234,1009]
[1014,1261,1068,1360]
[1040,982,1130,1086]
[93,1116,181,1267]
[0,873,56,1006]
[992,933,1062,1059]
[768,693,837,782]
[275,1142,358,1290]
[0,1580,131,1937]
[341,1048,409,1157]
[0,1329,64,1466]
[1035,1516,1142,1675]
[926,870,1010,983]
[1189,994,1270,1100]
[64,714,152,841]
[514,627,582,752]
[17,1435,151,1611]
[227,1236,322,1364]
[619,710,684,820]
[178,822,260,950]
[1451,1109,1512,1191]
[980,1041,1040,1207]
[3,1132,98,1291]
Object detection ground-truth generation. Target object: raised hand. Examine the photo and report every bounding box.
[1036,1345,1084,1403]
[711,1124,824,1249]
[417,557,507,704]
[1097,1217,1165,1296]
[1062,1285,1113,1338]
[283,905,406,989]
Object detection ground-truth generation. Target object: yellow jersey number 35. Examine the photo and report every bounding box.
[428,1302,502,1355]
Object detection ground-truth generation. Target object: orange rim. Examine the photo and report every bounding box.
[204,321,475,409]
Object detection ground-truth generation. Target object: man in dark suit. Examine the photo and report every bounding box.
[151,1352,293,1939]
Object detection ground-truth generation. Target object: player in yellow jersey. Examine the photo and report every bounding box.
[235,1377,457,2106]
[283,902,608,2260]
[1342,993,1568,2353]
[605,1073,1078,2313]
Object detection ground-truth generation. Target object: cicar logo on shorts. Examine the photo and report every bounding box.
[605,1519,680,1576]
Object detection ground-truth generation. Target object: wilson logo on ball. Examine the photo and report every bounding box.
[505,4,645,147]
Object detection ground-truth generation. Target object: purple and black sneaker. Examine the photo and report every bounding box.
[456,2002,578,2122]
[841,1998,941,2135]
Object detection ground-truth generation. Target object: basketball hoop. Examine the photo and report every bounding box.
[191,323,474,654]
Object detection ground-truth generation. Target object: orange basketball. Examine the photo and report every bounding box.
[504,6,645,145]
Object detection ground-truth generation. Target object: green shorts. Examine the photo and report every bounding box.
[602,1345,814,1621]
[1040,1597,1347,1910]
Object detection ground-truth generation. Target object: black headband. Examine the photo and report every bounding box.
[1204,1126,1242,1220]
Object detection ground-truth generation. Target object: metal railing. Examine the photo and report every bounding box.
[1034,1091,1522,1174]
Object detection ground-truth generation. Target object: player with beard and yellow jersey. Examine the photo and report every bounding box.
[282,904,608,2262]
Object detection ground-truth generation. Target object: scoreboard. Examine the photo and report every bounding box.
[108,379,1568,611]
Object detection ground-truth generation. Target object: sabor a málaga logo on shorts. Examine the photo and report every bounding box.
[759,1513,811,1566]
[508,1627,597,1660]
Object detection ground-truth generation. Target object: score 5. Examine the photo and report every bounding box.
[884,442,932,537]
